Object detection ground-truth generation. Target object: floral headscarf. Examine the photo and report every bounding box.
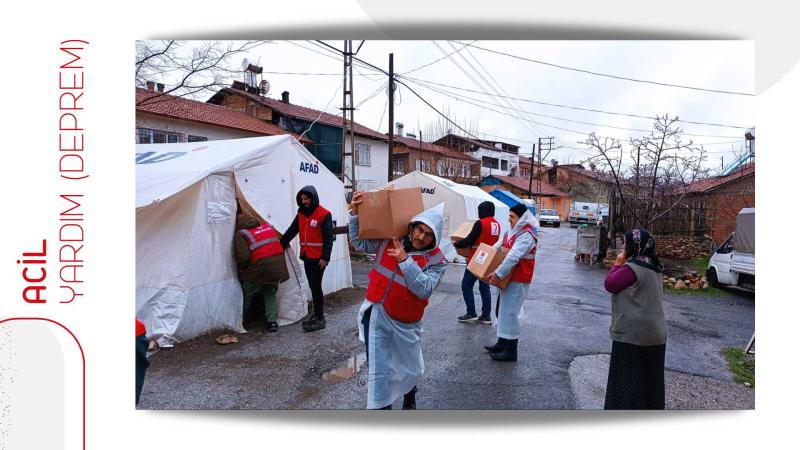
[624,227,663,272]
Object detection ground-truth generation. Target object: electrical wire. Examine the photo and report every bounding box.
[298,80,344,141]
[401,40,476,75]
[401,75,749,130]
[450,40,754,97]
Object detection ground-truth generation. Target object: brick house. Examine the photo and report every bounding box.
[208,85,389,190]
[135,88,312,144]
[536,162,613,204]
[391,134,480,184]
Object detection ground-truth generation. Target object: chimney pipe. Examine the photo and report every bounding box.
[281,91,290,103]
[396,122,404,136]
[156,83,165,93]
[146,81,155,91]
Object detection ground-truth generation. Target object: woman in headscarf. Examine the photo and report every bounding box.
[348,192,447,409]
[603,227,666,409]
[483,203,538,362]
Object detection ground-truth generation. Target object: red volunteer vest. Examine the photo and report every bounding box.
[469,217,501,260]
[136,319,146,337]
[239,223,283,263]
[502,224,537,284]
[298,206,330,260]
[365,240,446,323]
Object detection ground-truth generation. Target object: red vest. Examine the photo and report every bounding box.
[502,224,537,284]
[136,319,146,337]
[298,206,330,260]
[239,222,283,263]
[469,217,501,260]
[365,240,446,323]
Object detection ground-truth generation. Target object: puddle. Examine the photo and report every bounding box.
[322,353,367,382]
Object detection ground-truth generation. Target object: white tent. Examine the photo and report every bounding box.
[383,171,510,262]
[136,136,353,346]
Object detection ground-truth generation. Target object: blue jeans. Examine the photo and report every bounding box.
[462,269,491,317]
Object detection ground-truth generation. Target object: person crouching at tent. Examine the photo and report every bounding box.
[452,200,501,324]
[348,192,447,410]
[236,208,290,332]
[483,203,538,363]
[280,186,334,332]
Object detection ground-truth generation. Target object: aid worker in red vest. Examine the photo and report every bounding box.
[348,192,447,410]
[236,208,290,333]
[135,319,149,405]
[452,201,501,324]
[280,186,334,332]
[483,203,538,362]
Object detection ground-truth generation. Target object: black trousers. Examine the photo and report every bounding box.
[303,259,326,319]
[135,335,150,405]
[604,340,666,410]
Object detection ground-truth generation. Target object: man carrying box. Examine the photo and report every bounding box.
[452,201,501,324]
[483,203,538,363]
[348,191,447,410]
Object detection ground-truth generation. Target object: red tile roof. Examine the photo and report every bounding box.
[392,135,480,162]
[518,155,547,167]
[211,88,387,141]
[555,164,615,183]
[685,163,755,194]
[491,176,569,197]
[136,89,313,144]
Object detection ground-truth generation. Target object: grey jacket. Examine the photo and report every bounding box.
[609,262,666,346]
[493,210,537,280]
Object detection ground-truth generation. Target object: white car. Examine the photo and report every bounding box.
[538,209,561,228]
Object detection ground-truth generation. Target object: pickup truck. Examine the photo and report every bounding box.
[568,202,606,227]
[707,208,755,291]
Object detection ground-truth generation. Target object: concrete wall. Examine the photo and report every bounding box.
[343,135,389,190]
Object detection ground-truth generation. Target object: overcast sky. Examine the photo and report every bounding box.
[165,40,755,170]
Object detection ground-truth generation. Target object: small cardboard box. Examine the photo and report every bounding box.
[467,243,513,289]
[450,221,475,258]
[358,187,424,239]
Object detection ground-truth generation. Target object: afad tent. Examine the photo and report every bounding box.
[383,171,510,262]
[136,136,352,346]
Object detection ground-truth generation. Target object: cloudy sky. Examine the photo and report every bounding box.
[168,40,755,170]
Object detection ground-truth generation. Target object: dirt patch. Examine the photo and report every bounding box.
[324,286,367,314]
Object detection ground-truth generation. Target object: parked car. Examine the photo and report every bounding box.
[707,208,755,291]
[538,209,561,227]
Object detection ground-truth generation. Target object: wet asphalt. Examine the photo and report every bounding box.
[138,225,755,410]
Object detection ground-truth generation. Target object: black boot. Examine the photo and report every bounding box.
[484,337,507,354]
[402,386,417,410]
[490,339,517,362]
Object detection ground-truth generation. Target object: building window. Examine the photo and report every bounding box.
[393,159,405,174]
[481,156,499,169]
[501,159,508,171]
[188,135,208,142]
[136,127,183,144]
[355,143,371,166]
[356,179,378,191]
[462,163,471,177]
[416,159,432,173]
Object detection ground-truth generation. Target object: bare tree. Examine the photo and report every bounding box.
[582,114,710,229]
[135,40,267,106]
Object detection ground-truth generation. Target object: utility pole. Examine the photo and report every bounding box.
[527,143,536,202]
[536,136,553,212]
[340,40,356,193]
[387,53,395,182]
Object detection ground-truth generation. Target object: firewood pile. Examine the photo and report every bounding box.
[655,235,710,260]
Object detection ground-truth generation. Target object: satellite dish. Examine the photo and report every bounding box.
[241,58,250,70]
[260,80,270,95]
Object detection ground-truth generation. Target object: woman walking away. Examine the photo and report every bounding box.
[349,191,447,409]
[483,203,538,363]
[603,228,666,409]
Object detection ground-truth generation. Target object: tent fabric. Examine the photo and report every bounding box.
[488,189,537,216]
[734,207,755,254]
[383,171,510,262]
[136,136,352,346]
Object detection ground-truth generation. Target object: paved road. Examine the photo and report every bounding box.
[138,226,754,410]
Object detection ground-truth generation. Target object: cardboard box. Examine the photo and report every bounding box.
[450,221,475,258]
[358,187,424,239]
[467,243,513,289]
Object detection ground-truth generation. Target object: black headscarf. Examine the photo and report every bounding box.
[478,201,495,219]
[296,185,320,216]
[624,227,663,272]
[510,203,528,218]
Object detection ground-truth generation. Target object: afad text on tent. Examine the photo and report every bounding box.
[18,40,89,305]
